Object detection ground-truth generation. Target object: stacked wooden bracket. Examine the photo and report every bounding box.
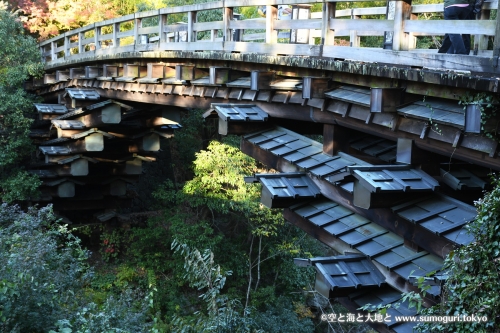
[29,88,181,221]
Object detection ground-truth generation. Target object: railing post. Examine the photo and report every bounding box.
[493,0,500,63]
[51,41,56,61]
[321,2,336,46]
[187,11,196,42]
[223,6,233,42]
[134,17,141,44]
[392,0,412,51]
[475,6,491,53]
[64,34,70,57]
[350,10,360,47]
[113,22,119,48]
[78,32,84,53]
[266,5,278,44]
[159,14,167,43]
[94,26,101,50]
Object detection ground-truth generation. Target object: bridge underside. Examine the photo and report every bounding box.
[32,53,496,333]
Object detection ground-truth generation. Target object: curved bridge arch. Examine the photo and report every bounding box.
[30,3,500,331]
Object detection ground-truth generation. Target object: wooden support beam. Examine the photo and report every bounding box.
[69,68,85,79]
[75,105,121,127]
[251,71,275,91]
[44,74,56,85]
[396,138,445,175]
[62,133,104,152]
[123,64,147,78]
[323,123,350,156]
[52,159,89,176]
[351,179,425,209]
[219,120,271,135]
[115,158,143,175]
[370,88,404,112]
[209,67,230,84]
[302,77,330,99]
[102,65,123,78]
[175,65,208,81]
[85,66,103,78]
[147,63,165,78]
[46,181,76,198]
[56,71,70,82]
[240,138,457,259]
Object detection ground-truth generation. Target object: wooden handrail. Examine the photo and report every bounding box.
[39,0,500,65]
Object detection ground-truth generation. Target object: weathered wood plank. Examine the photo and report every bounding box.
[227,42,322,56]
[405,19,495,35]
[95,13,135,27]
[159,1,223,14]
[138,26,160,35]
[329,19,393,32]
[228,19,265,30]
[335,7,386,17]
[135,9,159,19]
[163,24,188,33]
[274,18,322,30]
[194,21,225,31]
[393,0,413,51]
[320,46,496,73]
[157,41,225,51]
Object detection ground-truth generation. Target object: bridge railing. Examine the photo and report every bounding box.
[39,0,500,68]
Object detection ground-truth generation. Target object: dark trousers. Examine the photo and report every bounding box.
[438,5,472,54]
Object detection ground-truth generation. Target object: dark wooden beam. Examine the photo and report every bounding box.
[311,108,500,171]
[283,208,438,306]
[241,138,456,259]
[323,123,350,156]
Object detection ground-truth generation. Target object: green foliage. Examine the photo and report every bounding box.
[0,8,44,202]
[459,92,499,141]
[148,136,321,332]
[170,240,259,333]
[0,204,89,332]
[182,140,259,214]
[169,108,209,182]
[0,203,151,332]
[100,228,129,261]
[252,297,314,333]
[416,178,500,332]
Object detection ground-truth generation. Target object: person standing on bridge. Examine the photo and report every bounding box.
[439,0,473,54]
[439,0,483,54]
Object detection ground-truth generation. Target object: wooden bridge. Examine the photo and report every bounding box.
[31,1,500,332]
